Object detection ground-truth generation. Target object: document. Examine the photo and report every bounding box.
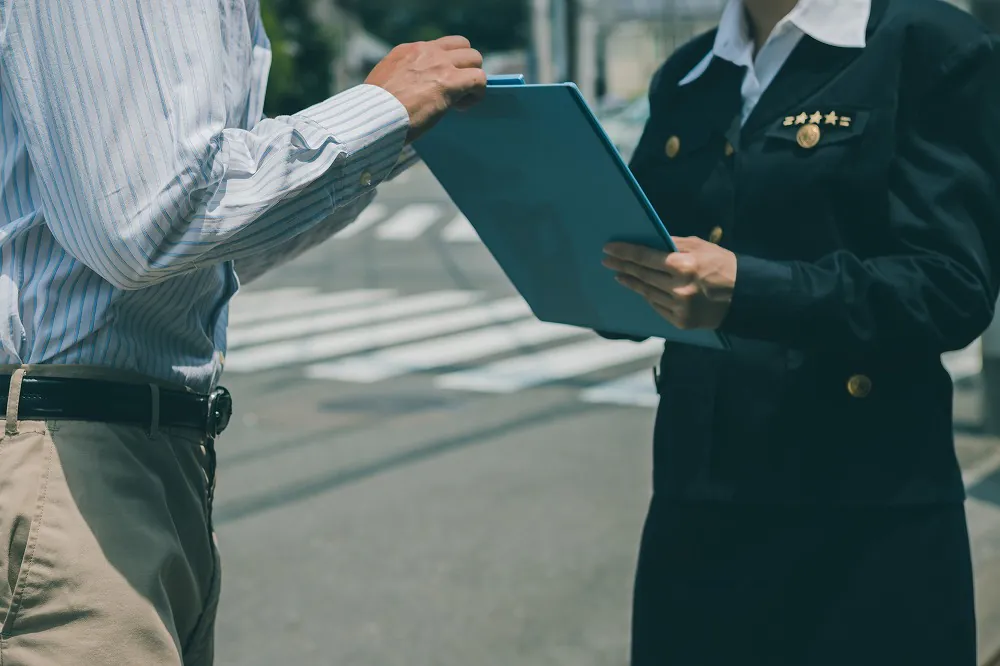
[413,76,729,350]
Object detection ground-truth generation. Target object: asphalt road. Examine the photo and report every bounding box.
[212,166,655,666]
[210,165,996,666]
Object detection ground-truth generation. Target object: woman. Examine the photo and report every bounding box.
[600,0,1000,663]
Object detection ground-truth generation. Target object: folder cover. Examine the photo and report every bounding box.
[413,77,729,350]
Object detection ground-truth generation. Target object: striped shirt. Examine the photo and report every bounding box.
[0,0,412,393]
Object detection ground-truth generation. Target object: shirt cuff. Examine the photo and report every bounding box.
[296,83,410,201]
[719,254,800,342]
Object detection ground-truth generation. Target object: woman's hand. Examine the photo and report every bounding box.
[602,237,738,331]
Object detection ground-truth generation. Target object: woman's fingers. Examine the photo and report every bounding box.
[614,274,677,308]
[603,242,683,277]
[604,256,687,291]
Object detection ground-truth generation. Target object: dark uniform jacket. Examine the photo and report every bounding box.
[625,0,1000,504]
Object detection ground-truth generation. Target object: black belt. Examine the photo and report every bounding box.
[0,376,233,437]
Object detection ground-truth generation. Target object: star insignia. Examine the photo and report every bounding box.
[795,112,808,125]
[824,111,839,125]
[809,111,823,125]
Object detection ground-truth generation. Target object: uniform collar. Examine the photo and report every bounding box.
[679,0,871,86]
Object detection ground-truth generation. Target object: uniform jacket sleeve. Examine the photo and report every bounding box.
[721,36,1000,354]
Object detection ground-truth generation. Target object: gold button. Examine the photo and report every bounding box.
[724,141,735,157]
[796,124,821,149]
[665,136,680,159]
[709,226,724,244]
[360,171,373,187]
[847,374,872,399]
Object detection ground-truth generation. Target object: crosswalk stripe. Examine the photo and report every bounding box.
[579,370,659,408]
[336,203,388,239]
[228,291,479,349]
[375,204,441,240]
[435,337,664,394]
[228,289,395,327]
[230,287,316,310]
[226,297,533,373]
[305,319,584,384]
[441,213,480,243]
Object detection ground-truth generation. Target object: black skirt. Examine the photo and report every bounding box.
[630,498,976,666]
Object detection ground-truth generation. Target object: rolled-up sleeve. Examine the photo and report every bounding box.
[0,0,408,290]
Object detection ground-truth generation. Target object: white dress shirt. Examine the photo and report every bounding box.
[679,0,871,124]
[0,0,414,391]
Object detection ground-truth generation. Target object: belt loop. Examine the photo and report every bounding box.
[148,384,161,439]
[5,368,27,436]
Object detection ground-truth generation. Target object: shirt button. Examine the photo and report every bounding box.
[665,136,680,159]
[847,374,872,398]
[360,171,373,187]
[709,226,724,244]
[796,124,821,149]
[724,141,735,157]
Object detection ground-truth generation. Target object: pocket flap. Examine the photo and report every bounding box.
[765,109,871,148]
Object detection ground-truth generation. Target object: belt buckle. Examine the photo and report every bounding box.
[205,387,233,437]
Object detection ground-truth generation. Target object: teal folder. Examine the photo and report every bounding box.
[413,76,729,349]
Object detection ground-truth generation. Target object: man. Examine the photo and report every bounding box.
[600,0,1000,663]
[0,1,485,664]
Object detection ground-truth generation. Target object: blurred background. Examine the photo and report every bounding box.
[210,1,1000,664]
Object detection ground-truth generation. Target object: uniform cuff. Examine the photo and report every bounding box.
[720,254,801,342]
[295,84,410,201]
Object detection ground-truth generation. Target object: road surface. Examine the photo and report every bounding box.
[212,165,1000,666]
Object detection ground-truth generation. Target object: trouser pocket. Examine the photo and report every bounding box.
[0,427,54,636]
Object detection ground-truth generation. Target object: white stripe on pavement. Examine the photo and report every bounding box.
[375,204,441,240]
[229,287,316,310]
[305,319,584,383]
[579,370,660,408]
[436,338,664,394]
[963,446,1000,488]
[336,203,388,239]
[441,213,480,243]
[227,297,533,373]
[228,291,479,349]
[229,289,396,327]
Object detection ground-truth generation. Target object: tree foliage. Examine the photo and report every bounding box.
[337,0,529,52]
[261,0,340,117]
[260,0,529,116]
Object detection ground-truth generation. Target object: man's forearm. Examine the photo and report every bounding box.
[233,190,379,285]
[233,145,425,284]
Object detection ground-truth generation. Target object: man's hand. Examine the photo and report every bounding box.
[602,236,738,331]
[365,36,487,143]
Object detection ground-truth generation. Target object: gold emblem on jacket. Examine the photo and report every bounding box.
[796,124,821,149]
[783,111,853,128]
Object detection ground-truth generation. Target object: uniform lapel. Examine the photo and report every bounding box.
[739,37,863,140]
[739,0,890,140]
[687,57,747,144]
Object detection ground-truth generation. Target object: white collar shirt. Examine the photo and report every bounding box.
[679,0,871,124]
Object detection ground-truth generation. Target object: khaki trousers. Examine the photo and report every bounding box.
[0,368,221,665]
